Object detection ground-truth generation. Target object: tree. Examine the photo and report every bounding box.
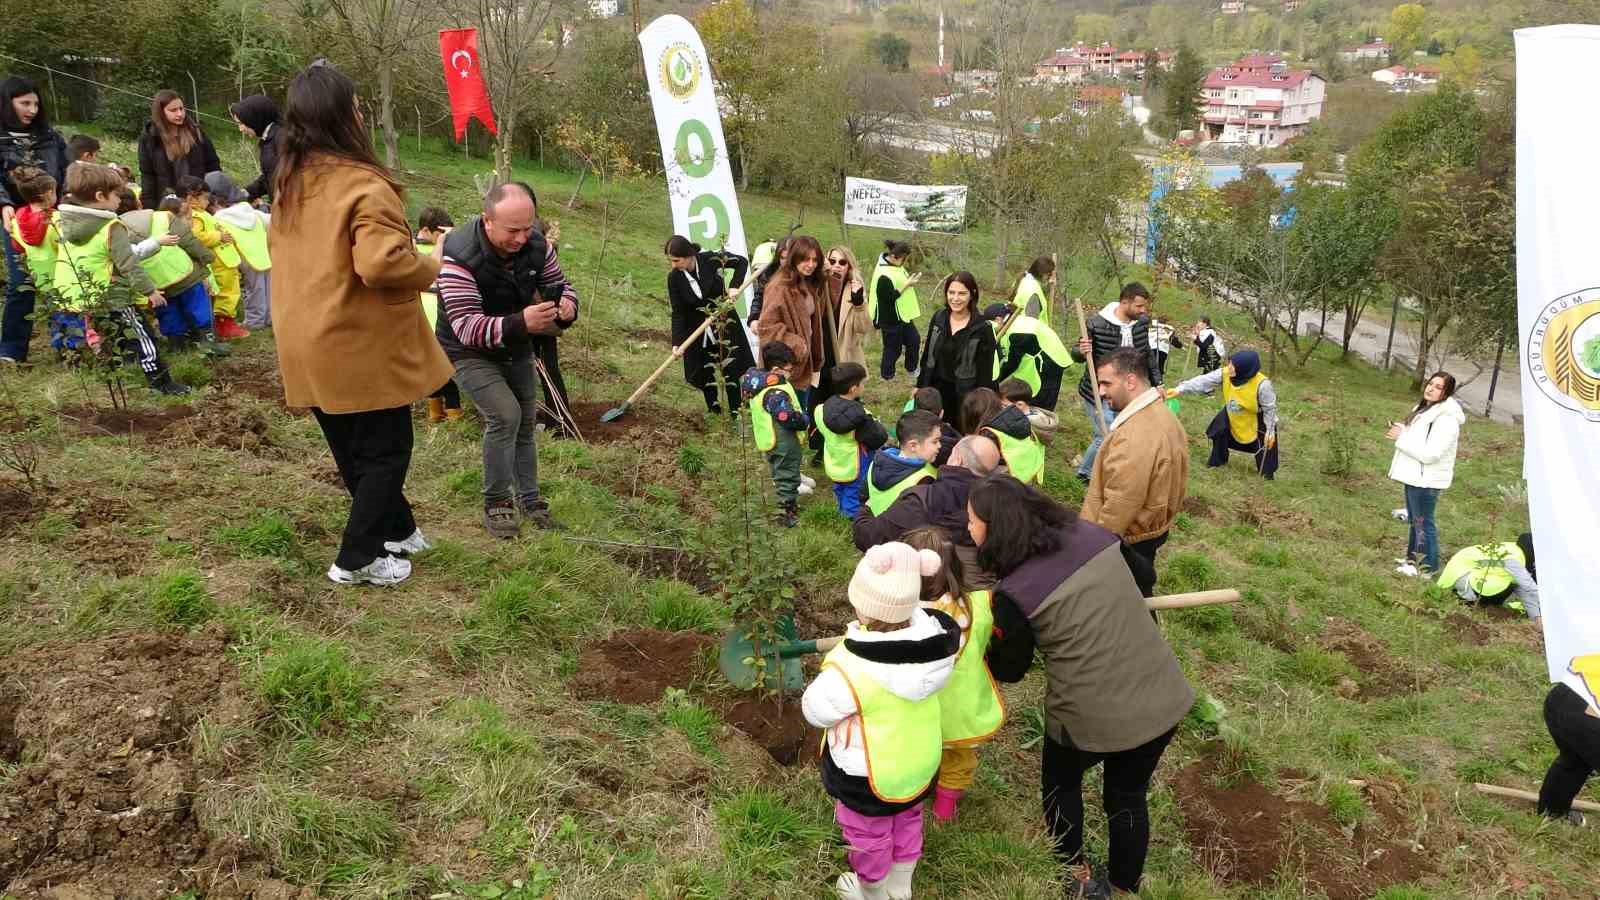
[1029,109,1149,294]
[1074,13,1116,45]
[327,0,434,169]
[1158,44,1205,139]
[455,0,565,181]
[1439,44,1483,87]
[868,32,912,71]
[1385,3,1427,59]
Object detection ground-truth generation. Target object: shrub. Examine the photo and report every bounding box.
[149,570,217,626]
[1321,428,1358,478]
[1325,781,1368,826]
[253,636,374,735]
[678,445,707,476]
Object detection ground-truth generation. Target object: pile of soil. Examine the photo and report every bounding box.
[725,698,815,766]
[606,545,717,592]
[564,400,705,445]
[1443,612,1492,646]
[1319,617,1432,700]
[185,396,283,457]
[61,403,196,438]
[624,326,673,345]
[568,628,716,704]
[214,356,286,407]
[1236,495,1314,532]
[0,624,265,898]
[0,482,43,534]
[1173,749,1432,899]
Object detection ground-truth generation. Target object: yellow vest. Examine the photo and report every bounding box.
[52,220,119,310]
[939,590,1005,746]
[140,212,198,290]
[983,426,1045,485]
[219,207,272,271]
[1223,370,1265,444]
[1436,542,1523,598]
[814,403,863,483]
[193,208,241,268]
[865,459,936,516]
[416,241,440,329]
[820,642,943,803]
[1013,272,1050,328]
[869,261,920,323]
[7,214,58,292]
[750,381,801,452]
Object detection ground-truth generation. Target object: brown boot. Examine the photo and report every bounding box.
[445,406,463,421]
[427,397,446,423]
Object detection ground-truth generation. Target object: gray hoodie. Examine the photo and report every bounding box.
[55,204,158,298]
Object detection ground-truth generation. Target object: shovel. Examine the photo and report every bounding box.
[602,291,747,424]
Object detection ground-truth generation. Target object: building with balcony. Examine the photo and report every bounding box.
[1034,49,1089,83]
[1201,56,1326,146]
[1371,63,1441,89]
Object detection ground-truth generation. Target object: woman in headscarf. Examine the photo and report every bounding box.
[137,89,221,209]
[229,94,281,204]
[1169,350,1279,479]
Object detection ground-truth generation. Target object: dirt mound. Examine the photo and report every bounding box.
[625,327,673,345]
[61,403,197,437]
[0,624,259,898]
[1319,617,1432,699]
[187,396,283,456]
[606,545,717,592]
[725,697,815,766]
[1174,750,1432,899]
[0,483,43,534]
[1182,495,1215,520]
[214,356,286,405]
[569,628,715,704]
[1443,612,1492,646]
[564,400,705,445]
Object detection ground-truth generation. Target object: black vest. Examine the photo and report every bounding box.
[436,217,549,358]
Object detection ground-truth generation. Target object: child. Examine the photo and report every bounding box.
[116,165,140,205]
[126,188,223,355]
[903,526,1005,824]
[864,410,941,517]
[5,167,69,349]
[415,206,462,422]
[51,162,189,395]
[818,363,889,517]
[911,387,960,467]
[205,172,271,331]
[180,175,249,340]
[67,134,100,163]
[801,541,960,900]
[976,380,1045,485]
[740,341,811,527]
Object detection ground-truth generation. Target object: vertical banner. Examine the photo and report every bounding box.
[438,29,498,141]
[639,15,751,319]
[1513,25,1600,704]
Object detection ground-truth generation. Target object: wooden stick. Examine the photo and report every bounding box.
[614,309,723,414]
[1146,589,1241,611]
[1074,297,1107,437]
[1474,783,1600,814]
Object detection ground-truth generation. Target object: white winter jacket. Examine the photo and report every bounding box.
[1387,396,1465,490]
[801,608,958,779]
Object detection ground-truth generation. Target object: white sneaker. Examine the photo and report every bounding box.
[383,528,432,556]
[328,555,412,586]
[1391,508,1409,522]
[836,872,889,900]
[800,474,817,489]
[1395,562,1419,578]
[798,482,814,496]
[883,860,916,900]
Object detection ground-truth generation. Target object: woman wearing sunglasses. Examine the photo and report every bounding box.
[825,246,870,369]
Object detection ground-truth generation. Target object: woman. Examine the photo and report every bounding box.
[825,244,869,367]
[1387,370,1464,576]
[1012,255,1054,325]
[1169,349,1280,479]
[137,89,221,208]
[229,93,280,204]
[756,234,826,392]
[1538,675,1600,828]
[872,239,922,380]
[1436,532,1538,617]
[917,271,997,427]
[0,76,69,365]
[969,475,1193,899]
[270,61,451,587]
[665,234,754,414]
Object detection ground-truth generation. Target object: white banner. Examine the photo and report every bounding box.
[639,15,751,315]
[843,177,967,234]
[1514,25,1600,704]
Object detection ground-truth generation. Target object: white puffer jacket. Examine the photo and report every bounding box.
[1387,396,1465,490]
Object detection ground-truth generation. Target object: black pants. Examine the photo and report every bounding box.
[1539,683,1600,817]
[1155,350,1169,378]
[1035,357,1065,411]
[430,379,461,409]
[1128,532,1168,580]
[1043,725,1177,893]
[312,405,418,571]
[879,321,920,379]
[532,336,571,431]
[1205,410,1279,479]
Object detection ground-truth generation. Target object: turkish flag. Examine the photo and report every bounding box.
[439,28,498,141]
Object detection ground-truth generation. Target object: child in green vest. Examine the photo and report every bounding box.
[819,362,889,518]
[739,341,811,527]
[904,526,1005,824]
[911,387,960,467]
[137,192,226,356]
[864,410,942,518]
[802,541,961,900]
[204,172,271,331]
[414,206,462,423]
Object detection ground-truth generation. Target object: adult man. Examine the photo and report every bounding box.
[1083,347,1188,571]
[854,434,1001,583]
[437,182,578,538]
[1069,282,1162,483]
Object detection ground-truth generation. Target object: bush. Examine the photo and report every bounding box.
[148,570,217,626]
[1324,781,1368,826]
[678,445,707,476]
[1321,428,1359,478]
[253,636,374,735]
[95,81,161,139]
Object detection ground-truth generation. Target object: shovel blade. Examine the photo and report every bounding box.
[718,627,806,691]
[599,402,630,423]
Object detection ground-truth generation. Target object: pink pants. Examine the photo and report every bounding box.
[835,801,924,883]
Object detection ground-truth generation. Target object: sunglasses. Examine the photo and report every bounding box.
[826,257,847,265]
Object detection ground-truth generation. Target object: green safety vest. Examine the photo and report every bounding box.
[6,215,58,292]
[194,208,241,268]
[219,208,272,271]
[750,381,801,452]
[820,641,943,803]
[869,261,920,323]
[416,241,440,329]
[1436,542,1524,598]
[814,403,865,483]
[52,220,116,310]
[139,211,198,290]
[984,427,1045,485]
[939,589,1005,746]
[1013,272,1050,328]
[996,314,1075,395]
[865,459,936,516]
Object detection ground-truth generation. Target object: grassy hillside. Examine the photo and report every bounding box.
[1,124,1593,900]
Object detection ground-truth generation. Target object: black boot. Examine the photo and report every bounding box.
[147,369,192,397]
[779,501,799,528]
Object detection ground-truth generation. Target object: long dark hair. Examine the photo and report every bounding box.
[943,270,981,312]
[757,236,790,282]
[664,234,700,258]
[273,61,396,225]
[0,76,49,132]
[1403,370,1457,425]
[773,234,826,296]
[969,474,1076,577]
[960,387,1001,436]
[902,526,972,625]
[150,89,198,161]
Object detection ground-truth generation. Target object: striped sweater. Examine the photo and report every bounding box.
[436,242,578,357]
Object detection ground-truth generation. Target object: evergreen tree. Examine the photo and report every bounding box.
[1163,44,1206,138]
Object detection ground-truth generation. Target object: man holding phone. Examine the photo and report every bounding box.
[437,181,578,538]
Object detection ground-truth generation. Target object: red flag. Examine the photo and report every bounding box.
[438,28,498,141]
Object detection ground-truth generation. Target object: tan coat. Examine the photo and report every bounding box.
[834,278,871,368]
[270,157,451,414]
[1083,388,1189,543]
[756,274,825,387]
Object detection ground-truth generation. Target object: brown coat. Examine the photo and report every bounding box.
[1083,388,1189,543]
[270,157,451,414]
[834,278,871,368]
[756,273,825,386]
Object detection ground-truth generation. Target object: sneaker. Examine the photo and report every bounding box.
[214,315,251,340]
[1563,809,1587,828]
[1064,864,1113,900]
[147,373,193,396]
[1395,562,1420,578]
[483,500,521,539]
[521,499,563,530]
[800,474,817,489]
[798,482,814,496]
[197,332,231,357]
[383,528,432,556]
[1391,508,1410,522]
[0,356,18,366]
[780,502,799,528]
[835,872,889,900]
[327,554,411,586]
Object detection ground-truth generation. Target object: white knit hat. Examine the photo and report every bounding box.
[848,542,943,625]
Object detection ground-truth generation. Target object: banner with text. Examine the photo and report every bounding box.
[1514,25,1600,704]
[843,177,967,234]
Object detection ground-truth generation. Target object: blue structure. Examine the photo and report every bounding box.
[1147,162,1303,261]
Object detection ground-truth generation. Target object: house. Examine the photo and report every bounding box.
[1339,39,1391,62]
[1201,56,1326,147]
[1034,49,1090,84]
[1074,85,1125,112]
[587,0,619,16]
[1282,0,1301,11]
[1079,42,1118,74]
[1220,0,1245,14]
[1372,64,1440,89]
[954,69,999,91]
[1114,50,1149,76]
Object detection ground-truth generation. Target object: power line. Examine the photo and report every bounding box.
[0,51,237,125]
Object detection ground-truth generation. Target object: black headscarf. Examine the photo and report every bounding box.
[0,76,50,132]
[1229,350,1261,386]
[1517,532,1536,582]
[229,94,279,135]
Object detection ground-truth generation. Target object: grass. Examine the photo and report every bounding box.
[252,635,375,736]
[215,511,301,559]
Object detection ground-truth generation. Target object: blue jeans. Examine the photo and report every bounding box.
[1,236,37,361]
[1076,395,1117,478]
[833,450,870,517]
[152,281,214,336]
[1404,484,1440,572]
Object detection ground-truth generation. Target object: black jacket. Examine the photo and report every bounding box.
[821,395,888,452]
[137,123,222,209]
[852,464,978,552]
[917,308,997,396]
[438,217,568,361]
[230,95,280,202]
[1069,305,1161,402]
[0,128,68,210]
[669,249,753,387]
[982,405,1032,442]
[872,268,906,328]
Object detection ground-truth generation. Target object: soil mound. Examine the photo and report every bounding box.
[569,628,715,704]
[725,698,815,766]
[1319,617,1432,699]
[0,483,43,534]
[606,545,717,592]
[564,400,705,444]
[61,403,196,437]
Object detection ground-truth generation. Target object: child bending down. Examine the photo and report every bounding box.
[802,542,960,900]
[740,341,810,528]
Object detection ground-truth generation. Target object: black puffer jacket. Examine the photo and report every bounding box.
[0,128,68,210]
[230,95,280,202]
[136,122,221,208]
[821,395,889,453]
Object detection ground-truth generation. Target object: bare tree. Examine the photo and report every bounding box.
[454,0,567,181]
[328,0,436,169]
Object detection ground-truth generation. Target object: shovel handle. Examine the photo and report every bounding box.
[620,307,727,411]
[775,635,845,658]
[1146,589,1241,611]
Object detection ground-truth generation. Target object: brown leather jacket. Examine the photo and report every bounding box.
[1083,389,1189,543]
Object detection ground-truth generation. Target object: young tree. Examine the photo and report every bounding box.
[1160,44,1205,139]
[868,32,912,71]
